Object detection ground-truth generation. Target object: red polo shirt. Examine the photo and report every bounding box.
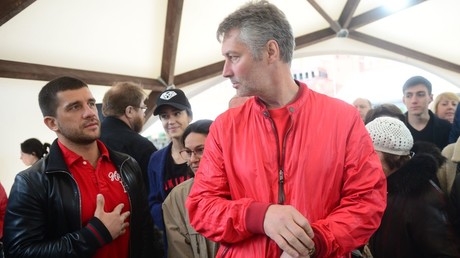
[59,140,131,258]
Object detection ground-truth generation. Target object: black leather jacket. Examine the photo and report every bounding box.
[369,153,460,257]
[4,140,163,258]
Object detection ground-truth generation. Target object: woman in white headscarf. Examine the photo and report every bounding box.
[366,117,460,257]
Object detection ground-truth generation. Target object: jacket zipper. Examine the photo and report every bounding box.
[220,246,230,258]
[265,110,294,204]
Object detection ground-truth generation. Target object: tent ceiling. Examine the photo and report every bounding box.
[1,0,459,117]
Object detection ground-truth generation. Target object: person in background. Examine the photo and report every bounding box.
[364,103,405,124]
[186,2,386,257]
[147,88,194,255]
[448,148,460,237]
[366,103,453,198]
[0,181,7,258]
[441,136,460,196]
[449,99,460,144]
[432,91,459,124]
[402,75,451,150]
[3,76,161,257]
[353,97,372,121]
[20,138,50,166]
[366,117,460,257]
[162,119,218,258]
[100,81,158,190]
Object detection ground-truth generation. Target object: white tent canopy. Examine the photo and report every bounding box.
[1,0,459,192]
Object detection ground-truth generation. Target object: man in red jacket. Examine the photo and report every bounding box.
[186,2,387,258]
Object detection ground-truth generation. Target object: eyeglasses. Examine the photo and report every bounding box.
[179,146,205,160]
[134,105,148,112]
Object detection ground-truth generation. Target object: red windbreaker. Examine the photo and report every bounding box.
[186,82,386,258]
[0,181,7,239]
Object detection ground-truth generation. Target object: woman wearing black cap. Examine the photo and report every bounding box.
[147,88,194,255]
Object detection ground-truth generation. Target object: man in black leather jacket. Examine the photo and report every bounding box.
[3,76,163,258]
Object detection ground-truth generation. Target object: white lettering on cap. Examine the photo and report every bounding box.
[160,91,177,100]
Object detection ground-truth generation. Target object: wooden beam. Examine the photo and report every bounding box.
[160,0,184,86]
[338,0,360,29]
[0,0,35,26]
[307,0,341,33]
[0,59,166,90]
[295,28,336,49]
[348,0,426,31]
[349,31,460,73]
[174,61,224,88]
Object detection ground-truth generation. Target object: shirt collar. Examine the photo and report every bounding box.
[58,139,110,167]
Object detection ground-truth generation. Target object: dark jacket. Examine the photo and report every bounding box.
[147,143,172,232]
[100,116,157,190]
[369,153,460,257]
[450,105,460,143]
[3,140,163,258]
[405,110,451,150]
[449,166,460,236]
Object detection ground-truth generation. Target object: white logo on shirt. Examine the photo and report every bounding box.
[108,170,127,193]
[108,171,121,182]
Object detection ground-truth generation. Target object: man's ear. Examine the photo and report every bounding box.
[266,40,280,63]
[125,106,134,118]
[44,116,59,132]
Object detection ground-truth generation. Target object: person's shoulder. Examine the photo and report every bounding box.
[168,179,193,198]
[437,116,452,126]
[431,111,452,128]
[306,88,353,109]
[12,160,48,190]
[163,179,193,206]
[128,131,156,147]
[150,144,171,161]
[212,102,250,129]
[109,149,133,163]
[442,143,455,158]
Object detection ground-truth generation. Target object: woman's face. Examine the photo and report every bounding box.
[183,132,207,173]
[158,106,192,140]
[20,152,39,166]
[436,98,458,123]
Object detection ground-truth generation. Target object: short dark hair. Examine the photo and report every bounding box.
[38,76,88,117]
[402,76,432,95]
[20,138,50,158]
[381,152,410,171]
[364,103,405,124]
[181,119,213,146]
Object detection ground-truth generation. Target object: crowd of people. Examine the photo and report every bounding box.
[1,1,460,258]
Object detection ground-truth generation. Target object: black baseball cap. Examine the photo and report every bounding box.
[153,89,192,115]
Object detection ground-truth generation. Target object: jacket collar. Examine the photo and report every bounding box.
[253,80,309,114]
[40,139,129,174]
